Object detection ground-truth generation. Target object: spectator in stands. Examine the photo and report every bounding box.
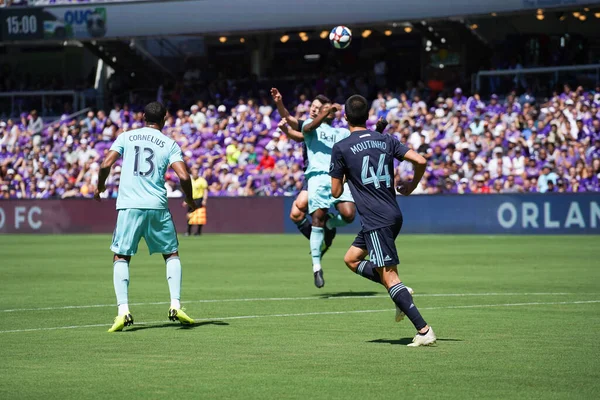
[258,149,275,171]
[28,110,43,146]
[2,79,600,198]
[538,164,559,193]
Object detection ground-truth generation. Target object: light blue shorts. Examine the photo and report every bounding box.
[111,209,179,256]
[307,174,354,214]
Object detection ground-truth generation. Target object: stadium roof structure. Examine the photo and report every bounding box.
[2,0,600,43]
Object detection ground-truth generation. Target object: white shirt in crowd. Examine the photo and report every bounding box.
[109,109,121,124]
[259,105,273,116]
[512,155,525,175]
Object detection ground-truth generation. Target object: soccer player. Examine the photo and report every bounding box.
[279,99,356,288]
[330,95,436,346]
[95,101,196,332]
[271,88,336,256]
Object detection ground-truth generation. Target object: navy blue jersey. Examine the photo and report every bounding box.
[330,129,409,230]
[298,119,308,172]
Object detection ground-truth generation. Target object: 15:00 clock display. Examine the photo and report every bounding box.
[1,9,46,41]
[6,15,39,35]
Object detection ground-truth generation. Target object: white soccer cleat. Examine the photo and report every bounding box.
[395,286,414,322]
[407,327,437,347]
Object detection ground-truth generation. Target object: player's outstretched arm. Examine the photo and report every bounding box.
[279,118,304,142]
[171,161,197,211]
[271,88,299,130]
[94,150,121,201]
[397,149,426,196]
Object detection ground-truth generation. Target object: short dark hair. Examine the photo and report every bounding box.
[345,95,369,126]
[143,102,167,125]
[313,95,331,105]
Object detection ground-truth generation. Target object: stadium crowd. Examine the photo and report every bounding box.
[1,83,600,199]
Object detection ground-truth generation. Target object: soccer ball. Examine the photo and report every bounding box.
[329,26,352,49]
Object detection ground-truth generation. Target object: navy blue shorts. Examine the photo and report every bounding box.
[352,222,402,267]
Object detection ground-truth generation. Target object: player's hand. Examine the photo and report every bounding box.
[270,88,282,103]
[320,103,332,115]
[331,103,342,113]
[278,118,289,133]
[186,199,198,211]
[396,181,417,196]
[375,117,388,133]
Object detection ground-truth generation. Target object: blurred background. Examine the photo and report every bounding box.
[0,0,599,234]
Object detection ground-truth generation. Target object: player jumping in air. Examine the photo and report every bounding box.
[279,98,356,288]
[330,95,436,346]
[271,88,389,263]
[95,101,196,332]
[271,88,337,257]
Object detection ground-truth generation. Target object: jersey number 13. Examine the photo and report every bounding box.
[133,146,155,177]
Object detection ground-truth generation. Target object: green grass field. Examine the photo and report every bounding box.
[1,234,599,399]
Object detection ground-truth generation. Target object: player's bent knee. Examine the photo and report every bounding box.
[296,200,308,213]
[341,210,356,223]
[289,204,305,223]
[311,210,326,226]
[114,254,131,263]
[163,251,179,260]
[296,191,308,210]
[344,256,359,272]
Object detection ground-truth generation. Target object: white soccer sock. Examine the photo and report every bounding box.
[313,264,322,273]
[118,304,130,316]
[170,299,181,309]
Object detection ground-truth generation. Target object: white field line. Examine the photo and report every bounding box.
[0,292,584,313]
[0,300,598,334]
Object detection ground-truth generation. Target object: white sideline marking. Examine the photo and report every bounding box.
[0,300,598,334]
[0,292,581,313]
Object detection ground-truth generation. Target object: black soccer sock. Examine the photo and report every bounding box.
[388,283,427,330]
[196,225,203,236]
[355,260,381,284]
[187,224,192,235]
[295,217,312,240]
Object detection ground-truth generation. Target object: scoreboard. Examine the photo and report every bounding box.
[1,8,47,42]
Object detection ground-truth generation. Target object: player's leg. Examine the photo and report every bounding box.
[307,175,332,287]
[145,209,194,325]
[343,230,381,284]
[328,182,356,229]
[108,209,144,332]
[378,266,435,346]
[369,226,435,346]
[144,210,194,324]
[344,233,415,320]
[330,200,356,228]
[310,208,327,288]
[290,190,311,240]
[162,251,193,324]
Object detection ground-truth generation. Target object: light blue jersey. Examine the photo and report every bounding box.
[110,127,183,210]
[302,119,350,179]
